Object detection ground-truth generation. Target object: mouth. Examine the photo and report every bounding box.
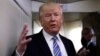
[50,24,56,28]
[50,24,56,27]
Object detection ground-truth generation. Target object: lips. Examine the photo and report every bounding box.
[50,24,57,28]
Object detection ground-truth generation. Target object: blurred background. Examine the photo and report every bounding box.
[0,0,100,56]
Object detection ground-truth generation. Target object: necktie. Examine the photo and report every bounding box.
[52,36,62,56]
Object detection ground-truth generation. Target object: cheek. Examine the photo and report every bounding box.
[61,19,63,24]
[58,19,63,25]
[41,20,49,27]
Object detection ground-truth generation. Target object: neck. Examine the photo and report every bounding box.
[43,29,58,36]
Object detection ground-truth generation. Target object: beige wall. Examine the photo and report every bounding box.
[0,0,32,56]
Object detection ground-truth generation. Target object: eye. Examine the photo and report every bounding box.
[44,14,51,17]
[54,13,59,16]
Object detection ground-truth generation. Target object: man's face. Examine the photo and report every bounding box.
[40,5,63,35]
[82,29,93,41]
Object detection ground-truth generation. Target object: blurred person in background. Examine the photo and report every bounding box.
[77,27,96,56]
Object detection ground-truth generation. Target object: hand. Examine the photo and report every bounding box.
[16,24,32,55]
[78,48,90,56]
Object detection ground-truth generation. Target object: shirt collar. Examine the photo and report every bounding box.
[43,29,60,41]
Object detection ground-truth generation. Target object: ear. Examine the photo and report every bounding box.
[39,17,43,27]
[61,15,64,24]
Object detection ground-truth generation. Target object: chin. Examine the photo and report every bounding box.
[50,29,59,34]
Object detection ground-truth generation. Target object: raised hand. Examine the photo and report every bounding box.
[16,24,32,55]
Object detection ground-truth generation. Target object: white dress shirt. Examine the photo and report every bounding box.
[43,30,68,56]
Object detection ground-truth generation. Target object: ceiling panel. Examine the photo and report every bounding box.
[32,0,84,4]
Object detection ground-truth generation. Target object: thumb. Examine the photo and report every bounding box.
[22,38,32,45]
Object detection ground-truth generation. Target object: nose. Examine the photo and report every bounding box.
[51,14,55,21]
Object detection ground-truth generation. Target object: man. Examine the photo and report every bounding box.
[12,2,76,56]
[77,27,96,56]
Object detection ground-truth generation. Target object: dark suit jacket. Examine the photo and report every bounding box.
[12,30,76,56]
[87,42,96,56]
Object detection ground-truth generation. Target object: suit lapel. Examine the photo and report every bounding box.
[37,30,52,56]
[59,35,71,56]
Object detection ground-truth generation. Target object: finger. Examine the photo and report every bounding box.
[20,24,28,40]
[21,38,32,45]
[21,28,28,40]
[21,24,28,35]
